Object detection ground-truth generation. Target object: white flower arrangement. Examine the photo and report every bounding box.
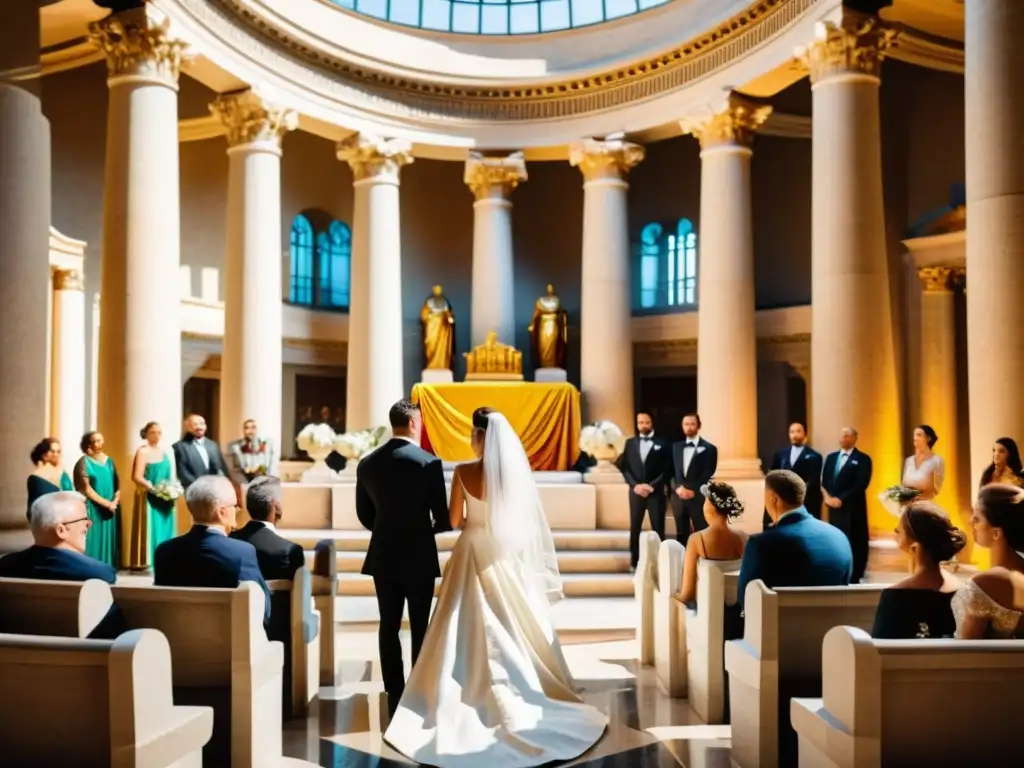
[334,426,389,461]
[579,421,626,462]
[151,479,184,502]
[296,423,337,454]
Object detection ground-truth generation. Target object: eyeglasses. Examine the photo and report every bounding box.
[61,517,91,527]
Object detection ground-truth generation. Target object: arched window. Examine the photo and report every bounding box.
[317,220,352,309]
[635,218,698,311]
[289,214,315,305]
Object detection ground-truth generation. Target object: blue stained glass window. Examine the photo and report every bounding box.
[289,214,315,305]
[317,221,352,309]
[635,218,698,311]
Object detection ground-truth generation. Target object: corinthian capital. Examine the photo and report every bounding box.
[464,152,527,201]
[89,7,189,86]
[336,134,413,182]
[569,138,645,182]
[918,266,965,293]
[210,90,297,150]
[679,92,773,151]
[795,11,897,83]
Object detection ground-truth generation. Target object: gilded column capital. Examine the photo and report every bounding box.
[464,152,527,201]
[88,7,189,87]
[795,12,897,84]
[679,92,773,151]
[53,268,84,292]
[336,134,413,183]
[918,266,965,293]
[210,90,297,150]
[569,138,645,182]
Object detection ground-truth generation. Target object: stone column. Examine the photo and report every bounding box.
[90,8,188,489]
[791,362,813,437]
[212,90,296,453]
[464,152,527,347]
[570,138,645,432]
[51,269,87,464]
[681,93,772,479]
[965,0,1024,490]
[0,1,50,527]
[337,135,413,432]
[798,12,902,521]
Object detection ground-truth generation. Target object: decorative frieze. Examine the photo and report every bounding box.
[210,90,297,149]
[464,152,527,201]
[918,266,966,293]
[336,134,413,182]
[795,12,898,83]
[53,268,84,292]
[680,92,773,150]
[88,7,189,86]
[569,138,645,182]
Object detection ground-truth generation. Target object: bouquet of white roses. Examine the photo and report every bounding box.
[296,423,337,453]
[878,484,921,519]
[151,479,184,502]
[334,426,389,461]
[579,420,626,461]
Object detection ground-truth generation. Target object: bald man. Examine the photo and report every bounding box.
[821,427,872,583]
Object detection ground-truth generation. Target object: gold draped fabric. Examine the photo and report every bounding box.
[411,382,581,471]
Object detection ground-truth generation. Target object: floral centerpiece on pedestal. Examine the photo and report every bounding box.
[579,421,627,474]
[296,423,338,484]
[334,426,390,475]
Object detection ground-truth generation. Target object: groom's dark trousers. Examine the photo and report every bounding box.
[356,437,451,716]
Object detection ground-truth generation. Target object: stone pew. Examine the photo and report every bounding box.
[311,539,338,685]
[266,565,321,718]
[653,538,686,697]
[634,531,661,667]
[0,576,114,638]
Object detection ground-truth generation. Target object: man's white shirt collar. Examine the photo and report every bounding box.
[257,520,276,531]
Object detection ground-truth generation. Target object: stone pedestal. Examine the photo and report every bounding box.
[51,269,87,464]
[421,369,454,384]
[534,368,568,383]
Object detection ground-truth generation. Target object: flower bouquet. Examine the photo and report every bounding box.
[151,479,184,503]
[243,465,268,482]
[878,484,921,518]
[296,423,339,484]
[334,426,389,474]
[579,421,626,474]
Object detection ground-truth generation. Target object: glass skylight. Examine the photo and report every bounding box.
[334,0,670,35]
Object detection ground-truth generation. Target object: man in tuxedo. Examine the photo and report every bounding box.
[763,422,823,527]
[173,414,229,489]
[229,476,304,581]
[617,411,671,570]
[226,419,277,486]
[356,399,450,718]
[671,413,718,538]
[154,475,271,625]
[822,427,873,583]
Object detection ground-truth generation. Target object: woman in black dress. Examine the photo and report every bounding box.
[872,501,966,639]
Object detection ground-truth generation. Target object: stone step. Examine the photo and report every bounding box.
[320,548,632,575]
[282,528,632,553]
[335,572,636,598]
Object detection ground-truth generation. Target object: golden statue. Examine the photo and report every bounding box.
[420,285,455,370]
[528,284,568,370]
[464,331,523,381]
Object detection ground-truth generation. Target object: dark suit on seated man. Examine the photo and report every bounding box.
[229,476,305,581]
[154,475,270,626]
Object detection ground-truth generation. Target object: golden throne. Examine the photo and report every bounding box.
[464,331,524,381]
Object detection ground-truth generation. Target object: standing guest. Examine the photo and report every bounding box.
[127,422,178,571]
[901,425,945,501]
[764,422,823,526]
[226,419,277,487]
[979,437,1024,489]
[26,437,73,519]
[871,501,964,639]
[173,413,228,490]
[671,414,718,538]
[617,411,671,570]
[73,431,120,569]
[230,476,304,581]
[822,427,873,583]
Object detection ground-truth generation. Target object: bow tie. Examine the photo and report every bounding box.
[640,436,652,441]
[686,441,698,447]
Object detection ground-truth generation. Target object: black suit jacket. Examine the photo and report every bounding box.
[356,438,450,585]
[821,448,873,512]
[770,444,824,516]
[617,436,672,492]
[173,435,229,489]
[0,545,117,584]
[229,520,305,581]
[672,437,718,490]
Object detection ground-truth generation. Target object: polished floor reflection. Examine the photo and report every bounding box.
[282,627,732,767]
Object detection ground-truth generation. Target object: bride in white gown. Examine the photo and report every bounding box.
[384,408,608,767]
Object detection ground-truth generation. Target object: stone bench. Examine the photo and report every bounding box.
[111,582,284,768]
[726,580,886,768]
[0,576,114,638]
[634,531,661,667]
[311,539,339,685]
[266,566,321,718]
[792,626,1024,767]
[653,538,686,697]
[0,629,213,767]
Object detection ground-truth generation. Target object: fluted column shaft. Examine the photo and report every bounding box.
[0,2,49,526]
[338,135,412,431]
[465,153,526,347]
[799,13,902,524]
[213,91,296,452]
[91,7,188,493]
[965,0,1024,491]
[51,270,87,464]
[683,95,771,477]
[570,139,644,431]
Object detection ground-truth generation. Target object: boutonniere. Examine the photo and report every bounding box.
[696,446,706,454]
[850,459,859,466]
[653,444,662,451]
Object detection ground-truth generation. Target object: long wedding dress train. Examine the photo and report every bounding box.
[384,483,608,767]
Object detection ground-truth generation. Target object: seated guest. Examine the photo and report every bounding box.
[675,480,748,606]
[953,484,1024,639]
[871,501,965,639]
[0,491,115,584]
[230,476,304,580]
[154,475,270,625]
[737,469,853,609]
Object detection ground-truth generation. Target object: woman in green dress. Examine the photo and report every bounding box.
[126,421,179,570]
[26,437,73,519]
[73,431,120,569]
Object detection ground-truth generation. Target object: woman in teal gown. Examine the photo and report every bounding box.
[127,422,179,570]
[26,437,73,519]
[73,431,120,569]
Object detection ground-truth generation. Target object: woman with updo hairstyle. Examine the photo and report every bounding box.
[674,480,748,606]
[72,431,120,568]
[447,407,494,530]
[26,437,73,519]
[871,501,965,638]
[952,484,1024,638]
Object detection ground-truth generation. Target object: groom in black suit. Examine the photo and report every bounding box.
[617,411,671,569]
[821,426,873,583]
[173,413,229,489]
[356,399,451,718]
[763,422,823,527]
[671,413,718,538]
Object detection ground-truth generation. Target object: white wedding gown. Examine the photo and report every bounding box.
[384,480,608,767]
